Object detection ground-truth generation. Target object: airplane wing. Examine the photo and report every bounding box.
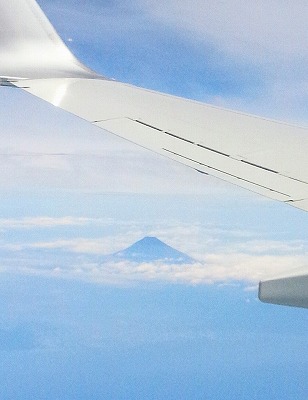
[0,0,307,307]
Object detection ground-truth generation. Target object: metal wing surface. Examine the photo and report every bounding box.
[16,77,308,211]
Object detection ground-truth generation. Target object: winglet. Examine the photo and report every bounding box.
[0,0,97,79]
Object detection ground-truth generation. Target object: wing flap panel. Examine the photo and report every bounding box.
[97,118,304,201]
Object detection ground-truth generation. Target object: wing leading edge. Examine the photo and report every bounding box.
[0,0,307,307]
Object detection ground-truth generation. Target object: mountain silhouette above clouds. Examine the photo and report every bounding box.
[111,236,195,264]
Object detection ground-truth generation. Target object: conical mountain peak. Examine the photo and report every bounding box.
[112,236,194,264]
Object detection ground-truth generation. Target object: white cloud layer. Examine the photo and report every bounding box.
[3,252,307,287]
[1,218,306,286]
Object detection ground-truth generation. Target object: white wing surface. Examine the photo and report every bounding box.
[15,77,308,212]
[0,0,307,307]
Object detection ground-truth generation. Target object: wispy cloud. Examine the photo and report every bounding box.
[6,237,115,255]
[0,217,93,229]
[133,0,308,123]
[135,0,308,64]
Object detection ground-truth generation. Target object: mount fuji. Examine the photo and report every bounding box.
[110,237,195,264]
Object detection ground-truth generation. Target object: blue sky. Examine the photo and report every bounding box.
[0,1,307,399]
